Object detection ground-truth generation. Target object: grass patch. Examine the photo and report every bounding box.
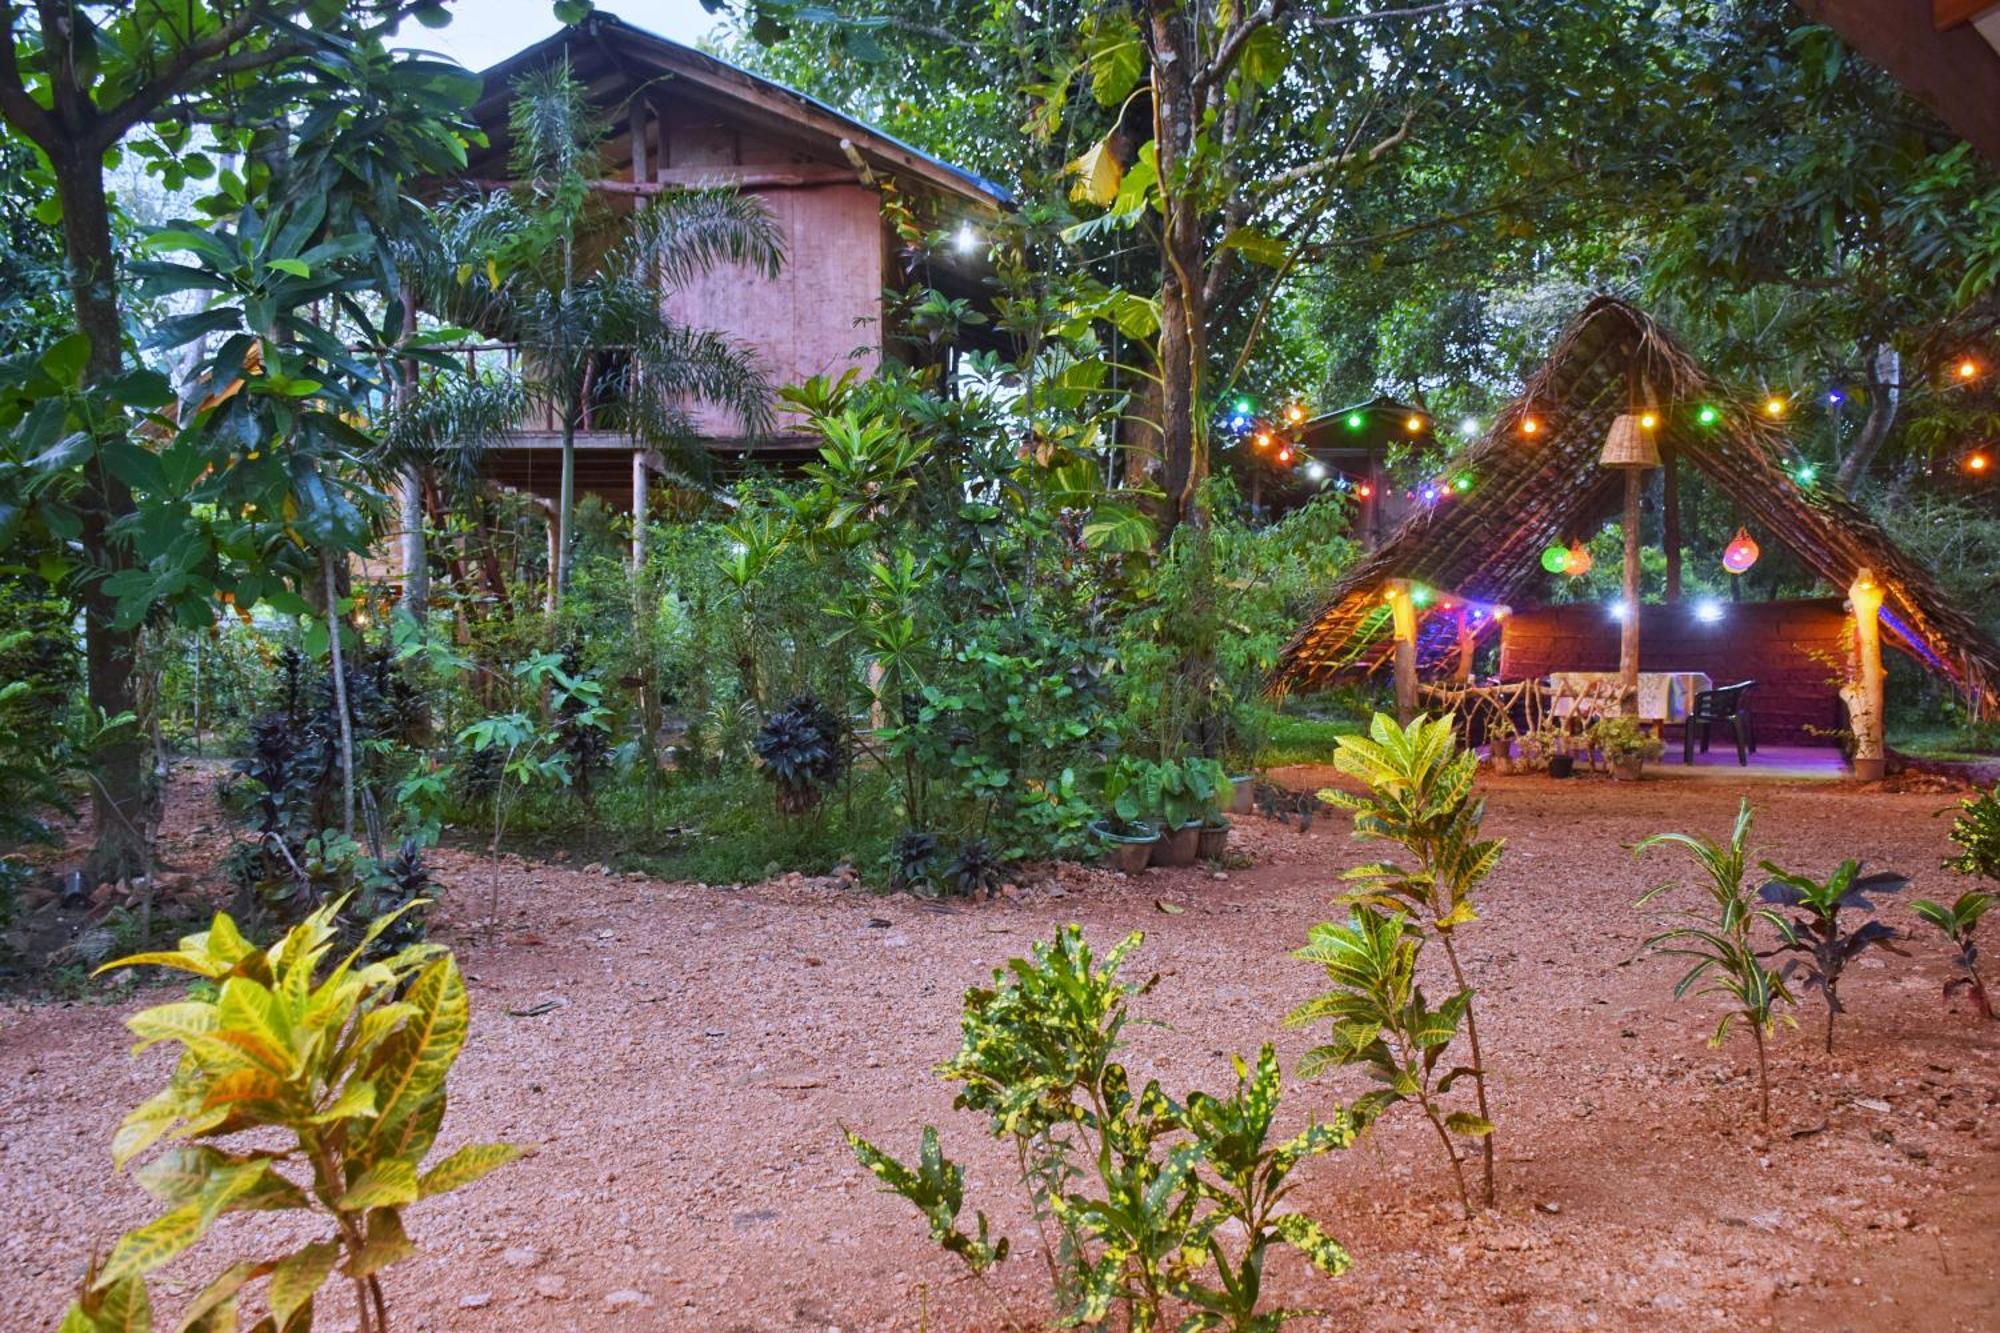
[598,767,899,886]
[1259,714,1365,768]
[1889,725,2000,764]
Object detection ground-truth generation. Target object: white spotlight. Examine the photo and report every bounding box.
[1608,600,1629,622]
[954,221,979,254]
[1460,417,1481,436]
[1305,461,1327,481]
[1694,598,1724,624]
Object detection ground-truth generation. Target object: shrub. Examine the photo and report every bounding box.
[1910,892,1993,1020]
[1757,858,1907,1053]
[847,927,1354,1329]
[1637,801,1796,1126]
[1288,908,1488,1215]
[753,692,850,814]
[944,837,1007,897]
[1945,783,2000,885]
[1309,712,1502,1210]
[1594,715,1664,765]
[62,904,516,1333]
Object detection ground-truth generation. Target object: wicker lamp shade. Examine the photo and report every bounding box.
[1599,412,1660,468]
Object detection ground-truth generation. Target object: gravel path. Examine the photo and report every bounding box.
[3,770,1997,1330]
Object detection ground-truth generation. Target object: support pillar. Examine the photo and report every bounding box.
[1388,580,1419,724]
[1455,610,1476,683]
[1619,468,1643,716]
[398,465,426,615]
[1845,568,1886,781]
[1662,443,1682,603]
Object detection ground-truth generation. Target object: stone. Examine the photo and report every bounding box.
[502,1245,540,1268]
[533,1275,569,1300]
[459,1292,492,1309]
[604,1289,651,1310]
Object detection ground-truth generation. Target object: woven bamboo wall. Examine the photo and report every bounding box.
[1497,598,1849,744]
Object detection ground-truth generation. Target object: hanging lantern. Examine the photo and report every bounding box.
[1599,412,1661,469]
[1563,541,1593,577]
[1540,542,1571,574]
[1722,526,1760,575]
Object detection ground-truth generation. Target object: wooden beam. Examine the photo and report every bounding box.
[1846,569,1888,780]
[1387,580,1419,724]
[1935,0,1998,30]
[469,167,858,195]
[1793,0,2000,165]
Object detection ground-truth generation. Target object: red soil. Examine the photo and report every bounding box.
[3,768,1997,1330]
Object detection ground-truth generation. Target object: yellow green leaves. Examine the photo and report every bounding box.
[267,1241,338,1326]
[336,1160,421,1211]
[1084,9,1144,108]
[1068,138,1125,207]
[1271,1212,1352,1276]
[79,909,511,1329]
[418,1143,524,1199]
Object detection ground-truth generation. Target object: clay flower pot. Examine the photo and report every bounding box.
[1611,756,1644,781]
[1152,820,1202,867]
[1229,776,1254,816]
[1197,817,1230,861]
[1091,819,1159,874]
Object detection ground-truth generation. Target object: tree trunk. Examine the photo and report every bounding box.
[554,409,576,617]
[1833,343,1900,496]
[1147,1,1208,532]
[395,294,427,617]
[54,144,145,882]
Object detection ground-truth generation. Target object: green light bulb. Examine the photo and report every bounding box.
[1697,405,1719,426]
[1454,475,1472,492]
[1346,412,1364,430]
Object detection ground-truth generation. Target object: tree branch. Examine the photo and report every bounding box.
[0,5,54,147]
[1305,0,1494,27]
[83,0,290,153]
[1199,0,1285,94]
[1250,106,1416,195]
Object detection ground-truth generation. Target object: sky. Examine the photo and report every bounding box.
[402,0,730,73]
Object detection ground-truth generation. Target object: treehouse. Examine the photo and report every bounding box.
[1273,296,2000,776]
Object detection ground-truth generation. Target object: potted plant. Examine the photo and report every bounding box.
[1228,771,1255,815]
[1200,767,1236,860]
[1487,713,1518,776]
[1093,759,1162,874]
[1128,757,1220,867]
[1596,715,1664,780]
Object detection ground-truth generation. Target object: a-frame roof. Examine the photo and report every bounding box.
[464,11,1010,209]
[1274,296,2000,707]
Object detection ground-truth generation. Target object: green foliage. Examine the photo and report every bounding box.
[1945,784,2000,885]
[1287,908,1486,1216]
[850,927,1354,1329]
[62,904,515,1331]
[1309,711,1500,1209]
[1637,799,1796,1126]
[1910,892,1994,1021]
[1593,715,1664,764]
[1757,859,1908,1052]
[1106,754,1230,831]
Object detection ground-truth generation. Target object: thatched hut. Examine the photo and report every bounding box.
[1273,297,2000,766]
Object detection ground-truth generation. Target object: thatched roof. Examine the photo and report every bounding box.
[1274,296,2000,709]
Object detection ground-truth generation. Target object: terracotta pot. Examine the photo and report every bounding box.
[1611,756,1644,781]
[1197,818,1230,861]
[1152,821,1202,867]
[1091,819,1159,875]
[1229,776,1254,815]
[1852,756,1886,782]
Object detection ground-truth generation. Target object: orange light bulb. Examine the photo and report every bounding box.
[1520,416,1541,436]
[1959,358,1980,380]
[1764,396,1786,418]
[1968,451,1992,473]
[1405,414,1423,433]
[1253,431,1273,450]
[1639,411,1658,430]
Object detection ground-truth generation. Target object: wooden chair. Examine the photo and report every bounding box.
[1684,680,1757,766]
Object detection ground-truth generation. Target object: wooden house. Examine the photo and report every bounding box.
[455,11,1010,513]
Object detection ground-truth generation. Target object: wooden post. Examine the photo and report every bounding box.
[1662,443,1682,603]
[1455,610,1476,683]
[630,450,648,574]
[1620,468,1642,716]
[1388,580,1419,724]
[1845,568,1887,781]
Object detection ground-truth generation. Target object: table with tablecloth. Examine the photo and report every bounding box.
[1545,670,1713,724]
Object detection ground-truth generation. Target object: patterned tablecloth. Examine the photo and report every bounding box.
[1546,671,1714,723]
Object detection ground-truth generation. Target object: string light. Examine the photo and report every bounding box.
[1276,446,1293,465]
[1306,460,1327,480]
[1410,585,1433,607]
[1234,397,1254,416]
[954,221,980,254]
[1285,403,1308,425]
[1795,462,1817,485]
[1453,474,1473,492]
[1405,414,1424,434]
[1253,430,1274,450]
[1345,411,1365,431]
[1460,417,1480,435]
[1694,598,1724,624]
[1519,415,1541,436]
[1958,357,1980,380]
[1639,410,1659,430]
[1696,405,1720,426]
[1356,482,1374,498]
[1764,396,1787,418]
[1608,599,1629,623]
[1826,390,1844,405]
[1966,450,1992,475]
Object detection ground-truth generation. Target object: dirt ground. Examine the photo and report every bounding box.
[4,764,1999,1331]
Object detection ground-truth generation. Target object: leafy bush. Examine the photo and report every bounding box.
[63,904,516,1332]
[1757,858,1907,1052]
[1309,713,1502,1210]
[944,837,1007,897]
[1910,892,1994,1020]
[1945,783,2000,884]
[1288,908,1488,1215]
[889,829,942,892]
[753,692,850,814]
[847,927,1354,1329]
[1637,801,1795,1126]
[1594,715,1664,764]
